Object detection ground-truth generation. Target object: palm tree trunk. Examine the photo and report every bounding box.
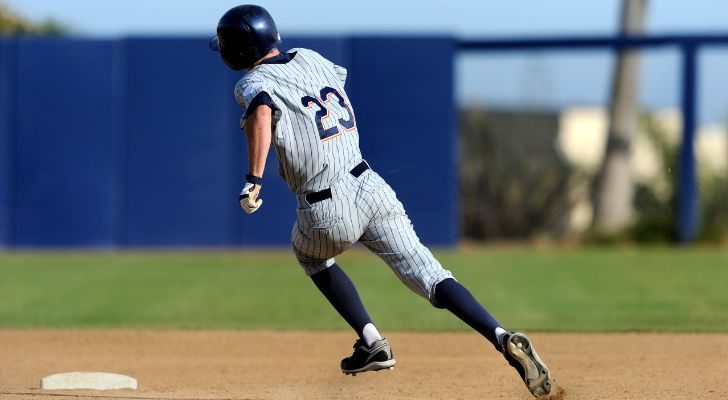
[592,0,648,234]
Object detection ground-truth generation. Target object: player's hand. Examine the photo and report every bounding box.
[239,174,263,214]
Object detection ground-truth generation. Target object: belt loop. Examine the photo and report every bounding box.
[350,160,370,178]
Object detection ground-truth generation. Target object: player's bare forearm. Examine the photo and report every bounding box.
[244,105,272,177]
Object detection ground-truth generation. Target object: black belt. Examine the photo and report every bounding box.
[305,161,369,205]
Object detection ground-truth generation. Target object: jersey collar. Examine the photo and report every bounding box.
[259,51,296,65]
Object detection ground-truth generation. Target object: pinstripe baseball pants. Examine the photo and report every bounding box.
[291,162,454,305]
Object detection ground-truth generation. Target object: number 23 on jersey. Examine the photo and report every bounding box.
[301,86,356,141]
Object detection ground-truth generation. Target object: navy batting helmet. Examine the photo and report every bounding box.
[210,5,281,71]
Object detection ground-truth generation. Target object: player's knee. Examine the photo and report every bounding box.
[431,277,457,309]
[399,269,455,307]
[432,299,447,309]
[428,275,456,309]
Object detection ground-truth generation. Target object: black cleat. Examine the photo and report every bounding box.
[341,338,396,376]
[501,332,553,397]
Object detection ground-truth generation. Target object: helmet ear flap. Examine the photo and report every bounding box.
[220,47,251,71]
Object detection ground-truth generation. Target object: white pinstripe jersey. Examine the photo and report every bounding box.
[235,48,361,194]
[234,49,454,303]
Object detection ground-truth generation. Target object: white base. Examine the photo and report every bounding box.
[41,372,137,390]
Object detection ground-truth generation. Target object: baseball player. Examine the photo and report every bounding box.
[210,4,552,397]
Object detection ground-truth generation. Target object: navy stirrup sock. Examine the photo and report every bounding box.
[434,278,501,349]
[310,263,373,338]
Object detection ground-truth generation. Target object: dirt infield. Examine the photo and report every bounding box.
[0,330,725,400]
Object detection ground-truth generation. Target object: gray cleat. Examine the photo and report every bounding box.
[502,332,553,397]
[341,338,396,376]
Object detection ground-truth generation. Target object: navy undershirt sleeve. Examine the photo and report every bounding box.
[245,91,276,119]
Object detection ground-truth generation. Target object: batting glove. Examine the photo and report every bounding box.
[239,174,263,214]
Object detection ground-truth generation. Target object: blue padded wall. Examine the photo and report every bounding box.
[349,37,457,245]
[0,40,13,246]
[13,39,116,246]
[0,36,456,247]
[124,38,236,246]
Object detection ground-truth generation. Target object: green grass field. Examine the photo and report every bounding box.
[0,247,726,332]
